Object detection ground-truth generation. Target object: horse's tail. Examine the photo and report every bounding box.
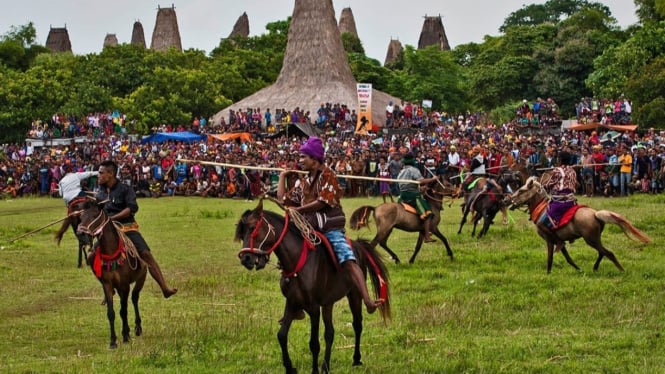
[595,210,651,244]
[349,206,375,230]
[54,218,71,246]
[357,239,392,323]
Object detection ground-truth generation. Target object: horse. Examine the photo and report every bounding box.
[54,196,94,268]
[348,177,455,264]
[74,197,148,348]
[236,199,391,374]
[508,176,651,273]
[457,175,508,238]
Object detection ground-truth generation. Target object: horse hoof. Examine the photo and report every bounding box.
[135,326,142,336]
[123,336,130,343]
[353,360,364,367]
[109,342,118,349]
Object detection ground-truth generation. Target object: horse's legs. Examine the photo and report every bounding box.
[430,228,454,261]
[133,272,147,337]
[277,309,297,374]
[558,245,580,271]
[321,305,335,373]
[307,307,322,374]
[346,293,364,366]
[118,286,131,343]
[103,283,118,349]
[584,237,624,272]
[546,242,555,274]
[408,236,424,264]
[373,229,400,264]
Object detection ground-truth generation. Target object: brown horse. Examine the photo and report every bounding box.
[509,176,651,273]
[236,200,391,374]
[74,197,148,348]
[54,196,94,268]
[457,177,507,238]
[349,178,455,264]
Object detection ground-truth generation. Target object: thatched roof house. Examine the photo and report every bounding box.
[103,34,118,48]
[211,0,400,127]
[417,15,450,51]
[150,5,182,52]
[131,21,146,48]
[338,7,358,37]
[384,39,403,66]
[45,27,72,53]
[228,12,250,38]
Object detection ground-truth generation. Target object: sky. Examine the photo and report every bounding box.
[1,0,639,63]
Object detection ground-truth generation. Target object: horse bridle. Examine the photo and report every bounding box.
[238,213,289,258]
[76,207,110,237]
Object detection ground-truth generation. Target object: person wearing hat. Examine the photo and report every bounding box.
[538,150,578,236]
[457,145,487,196]
[396,152,439,242]
[277,137,384,317]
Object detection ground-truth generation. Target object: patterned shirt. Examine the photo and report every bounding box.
[542,166,577,195]
[284,166,345,232]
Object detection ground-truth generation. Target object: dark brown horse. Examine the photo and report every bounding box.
[74,197,148,348]
[54,196,93,268]
[349,178,455,264]
[457,176,509,238]
[236,200,391,374]
[509,176,651,273]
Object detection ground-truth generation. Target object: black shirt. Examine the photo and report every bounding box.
[97,181,139,225]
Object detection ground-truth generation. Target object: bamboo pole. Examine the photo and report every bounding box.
[179,159,421,184]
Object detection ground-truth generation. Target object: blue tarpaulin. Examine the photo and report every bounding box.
[140,131,207,144]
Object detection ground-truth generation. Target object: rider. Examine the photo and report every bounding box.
[396,152,439,243]
[537,150,578,235]
[277,137,384,316]
[59,170,98,206]
[458,145,487,196]
[95,160,177,298]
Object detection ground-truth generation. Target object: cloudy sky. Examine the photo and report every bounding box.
[1,0,639,63]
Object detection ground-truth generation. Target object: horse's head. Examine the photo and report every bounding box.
[75,197,108,237]
[236,199,275,271]
[509,176,542,210]
[425,176,455,206]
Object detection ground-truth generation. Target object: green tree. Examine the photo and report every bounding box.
[341,32,365,54]
[625,56,665,128]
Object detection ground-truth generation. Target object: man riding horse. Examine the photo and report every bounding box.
[396,152,439,243]
[537,150,578,237]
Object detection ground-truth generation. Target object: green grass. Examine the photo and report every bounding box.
[1,194,663,373]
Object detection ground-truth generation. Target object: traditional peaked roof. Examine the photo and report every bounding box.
[417,15,450,51]
[131,21,146,48]
[228,12,250,38]
[211,0,400,127]
[338,7,358,37]
[45,27,72,53]
[103,34,118,48]
[384,39,403,66]
[151,5,182,52]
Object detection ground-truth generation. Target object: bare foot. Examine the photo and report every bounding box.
[163,288,178,298]
[424,237,436,243]
[366,299,385,314]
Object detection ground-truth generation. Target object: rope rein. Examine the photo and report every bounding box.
[287,208,321,246]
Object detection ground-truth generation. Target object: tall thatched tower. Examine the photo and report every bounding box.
[417,15,450,51]
[45,27,72,53]
[338,7,358,37]
[150,5,182,52]
[103,34,118,48]
[211,0,399,127]
[384,39,403,66]
[228,12,250,38]
[131,21,146,48]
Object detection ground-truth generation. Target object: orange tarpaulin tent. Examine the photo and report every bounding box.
[208,132,252,143]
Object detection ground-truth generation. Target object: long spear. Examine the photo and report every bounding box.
[7,215,70,243]
[179,159,421,184]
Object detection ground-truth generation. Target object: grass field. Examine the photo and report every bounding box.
[0,194,663,373]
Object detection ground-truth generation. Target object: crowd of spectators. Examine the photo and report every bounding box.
[1,100,663,202]
[575,96,632,125]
